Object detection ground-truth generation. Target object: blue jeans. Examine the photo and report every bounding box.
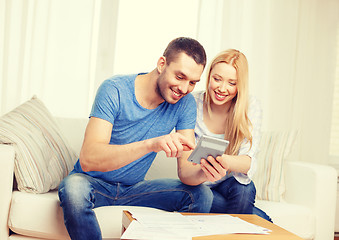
[58,173,213,240]
[210,176,272,222]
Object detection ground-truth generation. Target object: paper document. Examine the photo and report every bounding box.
[121,210,271,240]
[122,220,192,240]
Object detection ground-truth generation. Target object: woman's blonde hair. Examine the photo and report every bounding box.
[205,49,252,155]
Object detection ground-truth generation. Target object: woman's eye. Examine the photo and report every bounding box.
[213,77,221,82]
[229,82,236,86]
[176,75,183,80]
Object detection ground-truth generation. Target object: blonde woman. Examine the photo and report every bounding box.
[193,49,271,221]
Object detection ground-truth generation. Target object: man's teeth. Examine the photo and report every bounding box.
[173,91,180,97]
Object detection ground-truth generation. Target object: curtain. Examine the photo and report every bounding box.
[215,0,338,164]
[329,25,339,161]
[0,0,118,118]
[1,0,338,164]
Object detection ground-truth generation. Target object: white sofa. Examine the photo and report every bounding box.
[1,117,337,240]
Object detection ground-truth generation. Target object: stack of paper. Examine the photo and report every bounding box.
[121,210,271,240]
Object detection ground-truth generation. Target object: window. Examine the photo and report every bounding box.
[113,0,199,75]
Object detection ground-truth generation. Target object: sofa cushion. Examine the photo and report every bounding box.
[8,191,68,239]
[8,190,165,239]
[253,131,298,201]
[0,96,78,193]
[256,199,315,240]
[9,189,315,240]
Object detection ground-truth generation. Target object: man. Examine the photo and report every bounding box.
[58,37,213,240]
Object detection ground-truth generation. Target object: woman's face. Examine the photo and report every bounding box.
[208,62,238,106]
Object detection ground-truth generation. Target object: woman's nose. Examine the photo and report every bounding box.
[218,81,228,93]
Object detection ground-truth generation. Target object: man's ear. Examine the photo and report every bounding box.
[157,56,166,73]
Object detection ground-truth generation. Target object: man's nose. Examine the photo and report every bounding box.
[178,81,190,94]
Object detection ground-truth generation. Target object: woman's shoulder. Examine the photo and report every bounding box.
[249,95,262,109]
[192,90,205,101]
[248,95,263,119]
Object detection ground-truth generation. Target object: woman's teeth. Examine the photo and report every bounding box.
[215,92,226,99]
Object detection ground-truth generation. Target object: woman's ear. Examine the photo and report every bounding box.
[157,56,166,73]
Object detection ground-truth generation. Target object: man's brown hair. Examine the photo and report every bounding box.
[163,37,206,67]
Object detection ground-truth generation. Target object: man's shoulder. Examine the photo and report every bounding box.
[98,73,141,95]
[104,73,138,85]
[172,93,197,117]
[179,92,196,107]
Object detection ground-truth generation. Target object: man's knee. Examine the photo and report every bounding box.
[193,184,213,199]
[58,173,92,208]
[188,184,213,212]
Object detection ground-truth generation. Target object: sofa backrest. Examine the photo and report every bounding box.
[54,117,297,203]
[55,117,88,156]
[145,151,179,180]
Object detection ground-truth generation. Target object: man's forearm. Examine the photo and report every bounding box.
[79,139,152,172]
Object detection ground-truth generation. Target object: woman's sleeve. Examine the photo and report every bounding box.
[233,97,263,183]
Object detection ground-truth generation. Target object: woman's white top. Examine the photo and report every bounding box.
[192,91,263,186]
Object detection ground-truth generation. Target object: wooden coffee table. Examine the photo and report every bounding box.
[122,211,304,240]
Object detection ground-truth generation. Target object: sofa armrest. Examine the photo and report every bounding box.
[284,161,337,240]
[0,144,15,239]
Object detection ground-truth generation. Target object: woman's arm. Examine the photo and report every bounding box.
[176,129,252,185]
[198,154,251,183]
[176,129,209,185]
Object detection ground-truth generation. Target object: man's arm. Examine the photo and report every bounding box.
[80,117,152,172]
[79,117,195,172]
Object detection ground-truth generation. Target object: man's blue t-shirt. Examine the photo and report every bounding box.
[72,73,197,185]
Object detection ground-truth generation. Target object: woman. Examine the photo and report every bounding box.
[193,49,271,221]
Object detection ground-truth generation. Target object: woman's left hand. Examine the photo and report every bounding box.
[200,155,229,182]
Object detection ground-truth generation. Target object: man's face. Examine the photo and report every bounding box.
[156,52,204,104]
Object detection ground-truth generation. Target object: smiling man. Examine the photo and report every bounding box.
[58,37,214,240]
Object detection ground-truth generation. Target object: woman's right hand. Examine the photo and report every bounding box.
[200,155,229,182]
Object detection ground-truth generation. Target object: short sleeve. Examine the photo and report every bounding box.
[238,96,263,158]
[176,93,197,130]
[90,79,120,125]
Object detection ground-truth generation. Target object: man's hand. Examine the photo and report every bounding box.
[147,132,195,158]
[200,155,229,182]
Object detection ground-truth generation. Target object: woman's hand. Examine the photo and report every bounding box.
[200,154,229,182]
